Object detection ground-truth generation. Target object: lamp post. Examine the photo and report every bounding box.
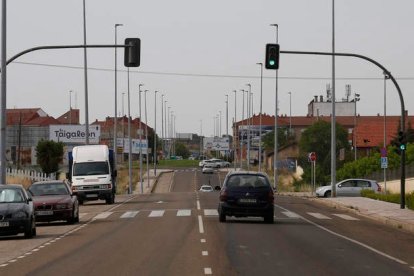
[384,72,390,193]
[144,90,149,187]
[82,0,90,145]
[240,89,245,169]
[256,63,263,171]
[138,84,144,193]
[225,94,229,161]
[353,93,360,161]
[219,110,222,137]
[233,90,237,169]
[127,68,132,194]
[161,94,164,159]
[114,23,123,166]
[288,92,292,137]
[246,84,251,170]
[270,23,279,190]
[154,90,158,176]
[69,90,73,125]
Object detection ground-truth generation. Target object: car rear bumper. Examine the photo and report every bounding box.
[35,209,73,222]
[219,202,274,217]
[74,189,113,201]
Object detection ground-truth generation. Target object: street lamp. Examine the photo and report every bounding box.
[83,0,90,145]
[256,63,263,171]
[270,23,279,190]
[144,90,149,187]
[154,90,158,176]
[288,92,292,137]
[114,23,123,166]
[127,68,132,194]
[240,89,245,169]
[225,94,229,161]
[246,84,251,170]
[69,90,73,125]
[384,72,390,193]
[233,90,237,169]
[353,92,360,161]
[138,84,144,193]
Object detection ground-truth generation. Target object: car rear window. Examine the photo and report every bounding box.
[226,175,270,189]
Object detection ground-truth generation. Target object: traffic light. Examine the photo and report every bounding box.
[124,38,141,67]
[398,131,406,151]
[265,44,280,70]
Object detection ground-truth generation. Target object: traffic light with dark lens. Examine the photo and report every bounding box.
[124,38,141,67]
[265,44,280,70]
[398,131,406,151]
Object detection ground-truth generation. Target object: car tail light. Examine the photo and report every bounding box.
[268,190,274,203]
[219,189,227,201]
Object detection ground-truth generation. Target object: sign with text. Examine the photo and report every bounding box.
[49,125,100,144]
[203,137,230,151]
[121,138,148,154]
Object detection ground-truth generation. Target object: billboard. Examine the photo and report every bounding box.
[120,138,148,154]
[203,137,230,151]
[49,125,101,144]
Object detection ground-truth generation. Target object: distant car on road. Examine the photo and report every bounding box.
[0,184,36,239]
[209,158,230,168]
[202,164,214,174]
[199,185,214,192]
[27,180,79,224]
[315,178,381,198]
[217,171,274,223]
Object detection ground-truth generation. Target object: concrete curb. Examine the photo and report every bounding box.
[150,170,173,193]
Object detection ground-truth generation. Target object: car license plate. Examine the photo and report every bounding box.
[0,221,9,227]
[239,198,257,203]
[86,194,98,198]
[36,210,53,216]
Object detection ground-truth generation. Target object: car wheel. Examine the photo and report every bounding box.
[219,211,226,222]
[324,191,331,198]
[264,212,274,224]
[24,219,35,239]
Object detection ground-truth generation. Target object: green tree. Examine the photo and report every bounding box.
[262,127,289,150]
[299,120,350,185]
[36,140,64,175]
[175,142,190,159]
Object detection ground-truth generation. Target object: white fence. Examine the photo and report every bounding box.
[6,168,56,182]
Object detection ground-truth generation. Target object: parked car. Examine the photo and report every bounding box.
[198,159,209,168]
[217,171,274,223]
[199,185,214,192]
[0,184,36,239]
[315,178,381,198]
[209,158,230,168]
[27,180,79,224]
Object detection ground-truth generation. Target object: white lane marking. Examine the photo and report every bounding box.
[202,251,208,256]
[204,209,218,216]
[201,239,206,243]
[93,212,113,220]
[120,211,139,219]
[198,215,205,234]
[177,209,192,217]
[204,268,212,275]
[282,211,301,218]
[275,204,408,266]
[149,210,165,217]
[0,264,8,267]
[197,200,201,210]
[332,214,360,221]
[307,212,331,219]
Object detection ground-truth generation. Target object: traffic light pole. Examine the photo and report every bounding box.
[280,50,406,208]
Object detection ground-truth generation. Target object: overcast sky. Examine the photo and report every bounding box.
[5,0,414,137]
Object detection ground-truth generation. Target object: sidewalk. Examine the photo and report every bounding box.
[281,192,414,234]
[133,169,173,194]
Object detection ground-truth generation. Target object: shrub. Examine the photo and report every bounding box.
[361,190,414,210]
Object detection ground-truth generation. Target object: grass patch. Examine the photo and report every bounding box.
[361,190,414,210]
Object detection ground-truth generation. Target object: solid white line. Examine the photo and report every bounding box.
[275,204,408,265]
[197,200,201,210]
[204,267,212,275]
[198,215,205,234]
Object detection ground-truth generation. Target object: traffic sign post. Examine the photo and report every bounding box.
[308,152,317,195]
[381,157,388,169]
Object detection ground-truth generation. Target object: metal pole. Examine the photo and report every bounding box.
[0,0,7,184]
[270,23,279,190]
[82,0,90,145]
[161,94,164,159]
[331,0,337,197]
[127,68,132,194]
[138,84,144,193]
[246,84,251,170]
[154,90,158,176]
[256,63,263,172]
[384,72,389,194]
[225,94,228,161]
[240,89,245,169]
[233,90,237,169]
[69,90,72,124]
[114,23,123,168]
[288,92,292,136]
[144,90,149,188]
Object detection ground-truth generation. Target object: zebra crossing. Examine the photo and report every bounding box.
[81,209,360,222]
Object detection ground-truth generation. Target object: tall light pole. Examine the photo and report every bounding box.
[331,0,337,197]
[144,90,149,187]
[161,94,164,159]
[256,63,263,172]
[240,89,245,169]
[0,0,7,183]
[288,92,292,136]
[127,68,132,194]
[353,92,360,161]
[219,111,222,137]
[246,84,251,170]
[270,23,279,190]
[154,90,158,176]
[138,84,144,193]
[82,0,90,145]
[69,90,73,125]
[384,72,390,193]
[114,23,123,166]
[225,94,229,161]
[233,90,237,169]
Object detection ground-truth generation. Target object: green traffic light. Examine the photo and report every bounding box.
[269,60,275,66]
[400,144,406,151]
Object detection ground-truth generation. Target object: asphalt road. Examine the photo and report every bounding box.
[1,168,413,275]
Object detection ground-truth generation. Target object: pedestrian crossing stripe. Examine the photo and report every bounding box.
[282,211,301,218]
[204,209,218,216]
[120,211,139,219]
[177,209,192,216]
[307,212,331,219]
[332,214,360,220]
[149,210,165,217]
[93,212,113,220]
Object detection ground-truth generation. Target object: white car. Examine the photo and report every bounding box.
[202,163,214,174]
[209,159,230,168]
[316,178,381,197]
[199,185,213,192]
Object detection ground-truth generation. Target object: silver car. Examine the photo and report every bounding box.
[316,178,381,197]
